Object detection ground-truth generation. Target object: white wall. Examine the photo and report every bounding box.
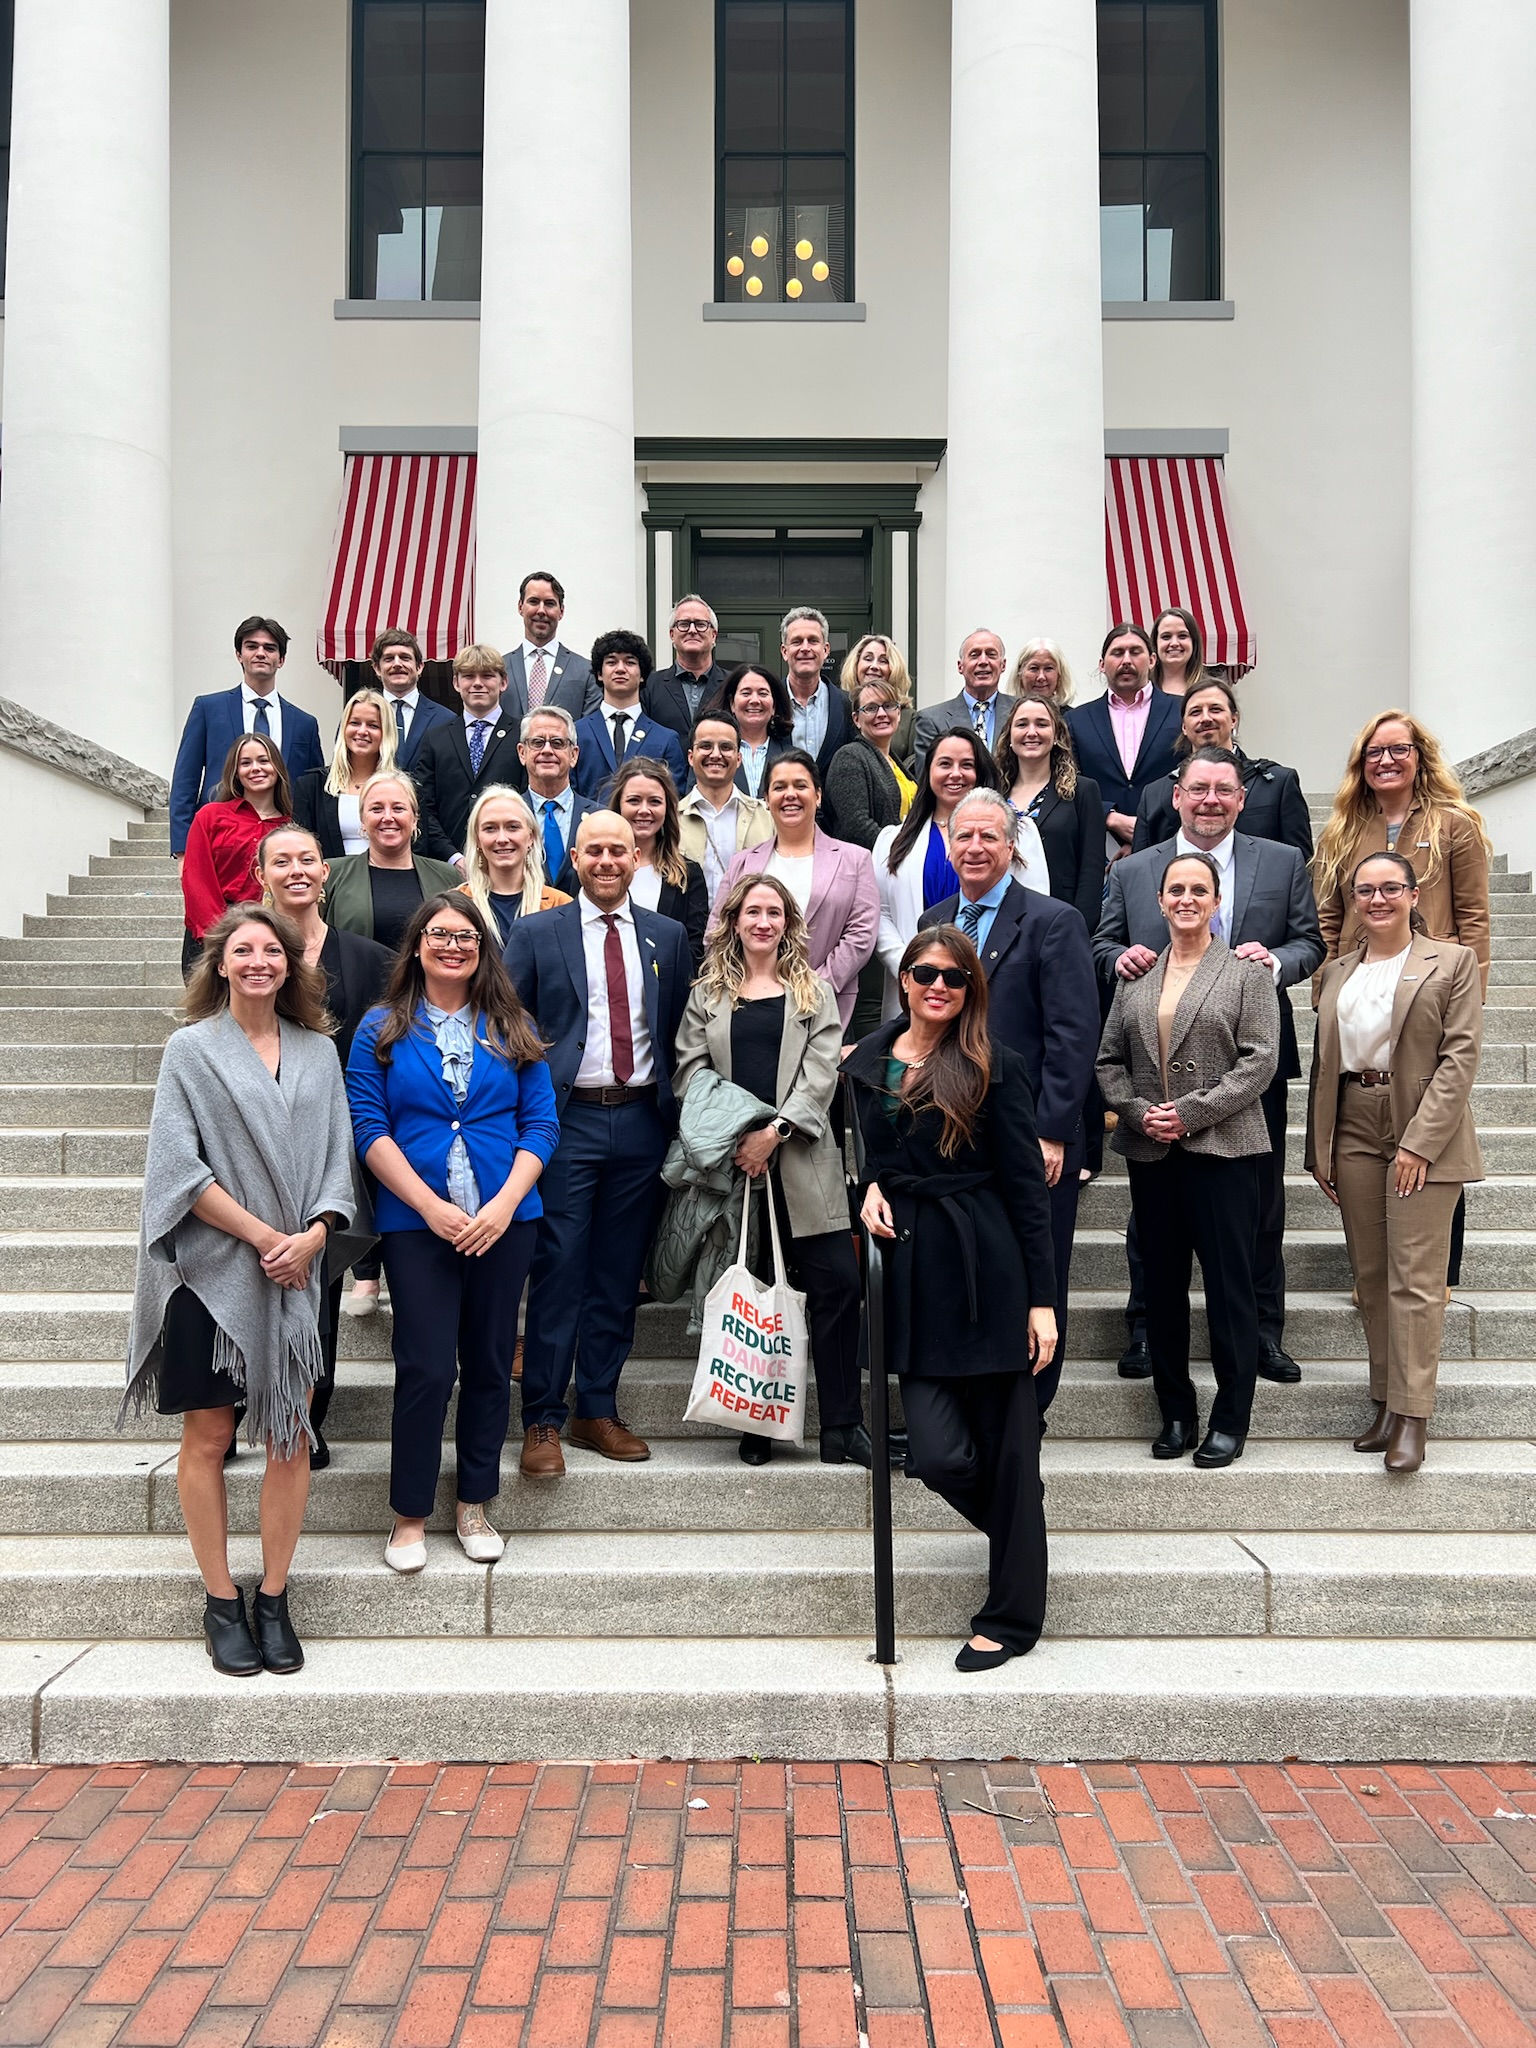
[0,755,144,939]
[1478,781,1536,890]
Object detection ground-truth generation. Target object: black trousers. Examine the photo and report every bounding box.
[1447,1190,1467,1287]
[312,1274,343,1436]
[1128,1149,1262,1439]
[902,1372,1047,1655]
[381,1222,537,1518]
[744,1173,863,1434]
[1034,1157,1082,1419]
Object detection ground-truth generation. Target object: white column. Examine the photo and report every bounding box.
[944,0,1104,692]
[0,0,173,771]
[476,0,637,652]
[1408,0,1536,757]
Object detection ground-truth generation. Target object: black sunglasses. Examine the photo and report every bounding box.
[907,963,969,990]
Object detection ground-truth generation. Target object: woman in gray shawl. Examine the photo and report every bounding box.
[125,904,358,1677]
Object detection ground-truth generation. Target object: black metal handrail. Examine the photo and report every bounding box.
[843,1073,896,1666]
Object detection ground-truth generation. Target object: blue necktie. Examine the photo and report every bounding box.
[252,698,270,738]
[542,799,565,879]
[468,720,489,775]
[393,699,408,753]
[958,900,982,945]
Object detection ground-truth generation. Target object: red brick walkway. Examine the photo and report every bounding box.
[2,1760,1535,2048]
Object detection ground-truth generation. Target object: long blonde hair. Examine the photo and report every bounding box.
[840,634,913,707]
[1314,709,1491,904]
[325,688,398,796]
[698,873,824,1017]
[461,785,548,923]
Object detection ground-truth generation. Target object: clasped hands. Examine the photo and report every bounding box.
[257,1221,328,1291]
[423,1189,517,1256]
[1141,1101,1189,1143]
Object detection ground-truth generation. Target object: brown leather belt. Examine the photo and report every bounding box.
[1342,1069,1392,1087]
[569,1083,658,1107]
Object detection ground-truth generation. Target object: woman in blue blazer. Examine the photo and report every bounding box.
[346,892,560,1575]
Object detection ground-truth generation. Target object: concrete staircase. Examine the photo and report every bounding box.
[1,813,1535,1763]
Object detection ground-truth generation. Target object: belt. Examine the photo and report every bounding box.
[876,1167,991,1324]
[569,1082,658,1107]
[1341,1069,1392,1088]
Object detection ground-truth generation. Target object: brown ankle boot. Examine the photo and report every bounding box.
[1352,1402,1392,1453]
[1383,1412,1426,1473]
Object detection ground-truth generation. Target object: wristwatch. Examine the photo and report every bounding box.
[772,1117,794,1141]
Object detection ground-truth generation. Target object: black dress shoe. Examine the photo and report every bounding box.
[738,1433,772,1467]
[1192,1429,1246,1469]
[1256,1341,1301,1385]
[1151,1418,1196,1460]
[820,1424,874,1468]
[252,1586,305,1674]
[955,1640,1020,1673]
[1117,1335,1152,1380]
[203,1591,262,1677]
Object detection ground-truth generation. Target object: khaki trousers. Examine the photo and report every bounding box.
[1333,1081,1462,1418]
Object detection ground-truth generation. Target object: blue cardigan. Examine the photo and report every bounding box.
[346,1005,562,1232]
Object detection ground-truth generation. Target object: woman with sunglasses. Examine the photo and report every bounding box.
[1306,853,1484,1473]
[845,927,1057,1673]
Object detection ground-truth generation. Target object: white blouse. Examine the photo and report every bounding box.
[1336,944,1412,1073]
[629,864,663,912]
[338,793,367,856]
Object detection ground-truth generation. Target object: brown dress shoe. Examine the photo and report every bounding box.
[1383,1412,1427,1473]
[512,1338,524,1382]
[569,1416,651,1462]
[520,1424,565,1478]
[1352,1402,1392,1453]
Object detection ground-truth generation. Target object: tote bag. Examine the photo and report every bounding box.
[684,1178,809,1446]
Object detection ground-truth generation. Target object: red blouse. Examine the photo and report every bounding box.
[181,801,289,939]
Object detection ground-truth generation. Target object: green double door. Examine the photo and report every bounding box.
[693,535,872,677]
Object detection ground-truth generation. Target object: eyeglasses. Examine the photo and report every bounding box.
[858,702,898,718]
[673,619,713,633]
[525,737,573,752]
[423,928,480,950]
[1363,742,1415,764]
[692,742,737,756]
[1352,881,1411,901]
[907,963,969,990]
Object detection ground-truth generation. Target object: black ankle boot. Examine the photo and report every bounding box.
[252,1586,305,1674]
[820,1423,873,1469]
[738,1433,772,1467]
[203,1591,262,1677]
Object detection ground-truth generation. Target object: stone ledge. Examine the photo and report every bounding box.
[1460,726,1536,799]
[0,698,166,812]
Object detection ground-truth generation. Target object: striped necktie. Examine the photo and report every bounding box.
[958,900,982,945]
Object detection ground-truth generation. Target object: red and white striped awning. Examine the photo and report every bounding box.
[1105,457,1255,672]
[317,453,476,670]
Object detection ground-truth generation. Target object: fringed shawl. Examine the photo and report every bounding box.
[123,1013,361,1457]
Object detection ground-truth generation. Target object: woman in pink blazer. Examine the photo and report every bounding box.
[711,749,879,1034]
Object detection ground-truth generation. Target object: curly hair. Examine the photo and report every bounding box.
[604,757,688,891]
[368,894,547,1068]
[1314,710,1491,905]
[183,904,334,1035]
[994,692,1079,801]
[698,874,824,1017]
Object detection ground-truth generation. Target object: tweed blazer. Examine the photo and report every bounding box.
[1305,935,1485,1187]
[1316,803,1491,999]
[1097,941,1281,1162]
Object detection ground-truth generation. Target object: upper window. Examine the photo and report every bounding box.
[1098,0,1217,302]
[351,0,485,301]
[716,0,854,305]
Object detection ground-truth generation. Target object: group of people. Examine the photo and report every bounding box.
[134,587,1492,1681]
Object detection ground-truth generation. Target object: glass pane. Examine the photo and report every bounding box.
[715,630,764,666]
[1097,3,1144,153]
[722,1,784,152]
[1146,3,1206,151]
[425,1,485,152]
[424,156,482,298]
[1099,159,1143,300]
[360,1,423,152]
[1146,156,1209,299]
[786,1,846,153]
[722,157,785,301]
[786,553,866,604]
[786,158,846,301]
[696,551,785,604]
[360,156,425,300]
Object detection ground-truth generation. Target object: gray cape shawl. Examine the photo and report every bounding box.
[123,1012,360,1456]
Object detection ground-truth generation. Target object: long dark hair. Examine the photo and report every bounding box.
[604,756,688,891]
[887,726,1002,873]
[893,927,991,1159]
[183,903,334,1035]
[370,893,547,1067]
[704,663,794,740]
[1152,606,1207,692]
[215,730,293,817]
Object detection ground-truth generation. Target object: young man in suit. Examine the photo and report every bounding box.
[1095,746,1325,1384]
[1064,624,1183,857]
[368,628,455,771]
[169,615,324,855]
[919,788,1098,1416]
[503,571,601,728]
[913,628,1014,763]
[572,630,687,797]
[781,607,854,781]
[505,811,693,1475]
[642,594,729,741]
[413,644,521,864]
[517,705,597,892]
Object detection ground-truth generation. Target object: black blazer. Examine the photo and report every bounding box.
[643,663,729,741]
[412,713,522,862]
[823,738,903,851]
[319,925,393,1068]
[1132,750,1314,861]
[919,881,1098,1154]
[393,693,457,772]
[1065,689,1183,821]
[793,681,856,781]
[1029,778,1105,934]
[654,861,710,975]
[292,771,348,860]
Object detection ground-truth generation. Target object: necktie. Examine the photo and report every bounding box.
[972,700,987,741]
[393,699,408,752]
[601,914,635,1084]
[469,720,489,775]
[611,712,630,761]
[529,649,548,710]
[252,697,270,738]
[958,901,982,945]
[542,799,564,880]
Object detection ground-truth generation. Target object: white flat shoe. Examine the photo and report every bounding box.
[456,1503,505,1564]
[384,1524,427,1574]
[343,1289,378,1319]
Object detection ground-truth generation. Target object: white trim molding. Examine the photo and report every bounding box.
[702,302,867,322]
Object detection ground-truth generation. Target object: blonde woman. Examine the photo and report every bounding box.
[840,634,917,771]
[459,785,571,947]
[1008,639,1076,707]
[293,689,398,859]
[673,873,866,1470]
[321,772,462,952]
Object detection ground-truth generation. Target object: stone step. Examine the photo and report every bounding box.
[62,876,182,900]
[0,1045,164,1085]
[0,1131,147,1176]
[0,1008,176,1046]
[13,1632,1536,1766]
[0,936,180,961]
[1491,869,1533,893]
[0,1179,144,1229]
[1079,1172,1536,1233]
[1490,959,1536,985]
[0,1085,154,1127]
[0,985,181,1011]
[90,855,179,876]
[0,960,181,988]
[24,912,182,939]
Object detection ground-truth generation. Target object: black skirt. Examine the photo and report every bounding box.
[154,1287,244,1415]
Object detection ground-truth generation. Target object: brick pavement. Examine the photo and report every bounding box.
[1,1759,1535,2047]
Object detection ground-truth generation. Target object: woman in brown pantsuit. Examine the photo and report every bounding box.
[1307,852,1484,1473]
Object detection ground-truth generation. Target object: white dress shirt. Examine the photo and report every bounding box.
[601,700,642,760]
[241,686,282,751]
[384,686,420,751]
[790,681,828,760]
[692,790,742,904]
[575,893,655,1086]
[1175,829,1236,947]
[1336,945,1411,1073]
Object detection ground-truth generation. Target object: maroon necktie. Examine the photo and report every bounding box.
[601,914,635,1084]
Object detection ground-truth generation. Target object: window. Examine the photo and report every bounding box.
[352,0,485,301]
[716,0,854,304]
[1098,0,1217,302]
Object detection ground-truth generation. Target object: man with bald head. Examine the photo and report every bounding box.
[914,628,1014,763]
[504,812,693,1474]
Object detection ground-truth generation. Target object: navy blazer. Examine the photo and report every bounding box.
[790,680,855,782]
[504,899,692,1119]
[391,692,456,772]
[571,709,688,799]
[1132,750,1314,861]
[169,688,323,853]
[1065,688,1183,823]
[920,881,1098,1151]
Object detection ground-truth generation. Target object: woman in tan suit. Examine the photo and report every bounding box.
[1097,852,1281,1468]
[1306,851,1484,1473]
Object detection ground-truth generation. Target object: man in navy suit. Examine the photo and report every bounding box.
[169,616,324,855]
[1064,624,1183,859]
[368,628,455,771]
[505,811,692,1475]
[571,630,688,798]
[780,607,854,781]
[502,571,601,729]
[919,789,1098,1417]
